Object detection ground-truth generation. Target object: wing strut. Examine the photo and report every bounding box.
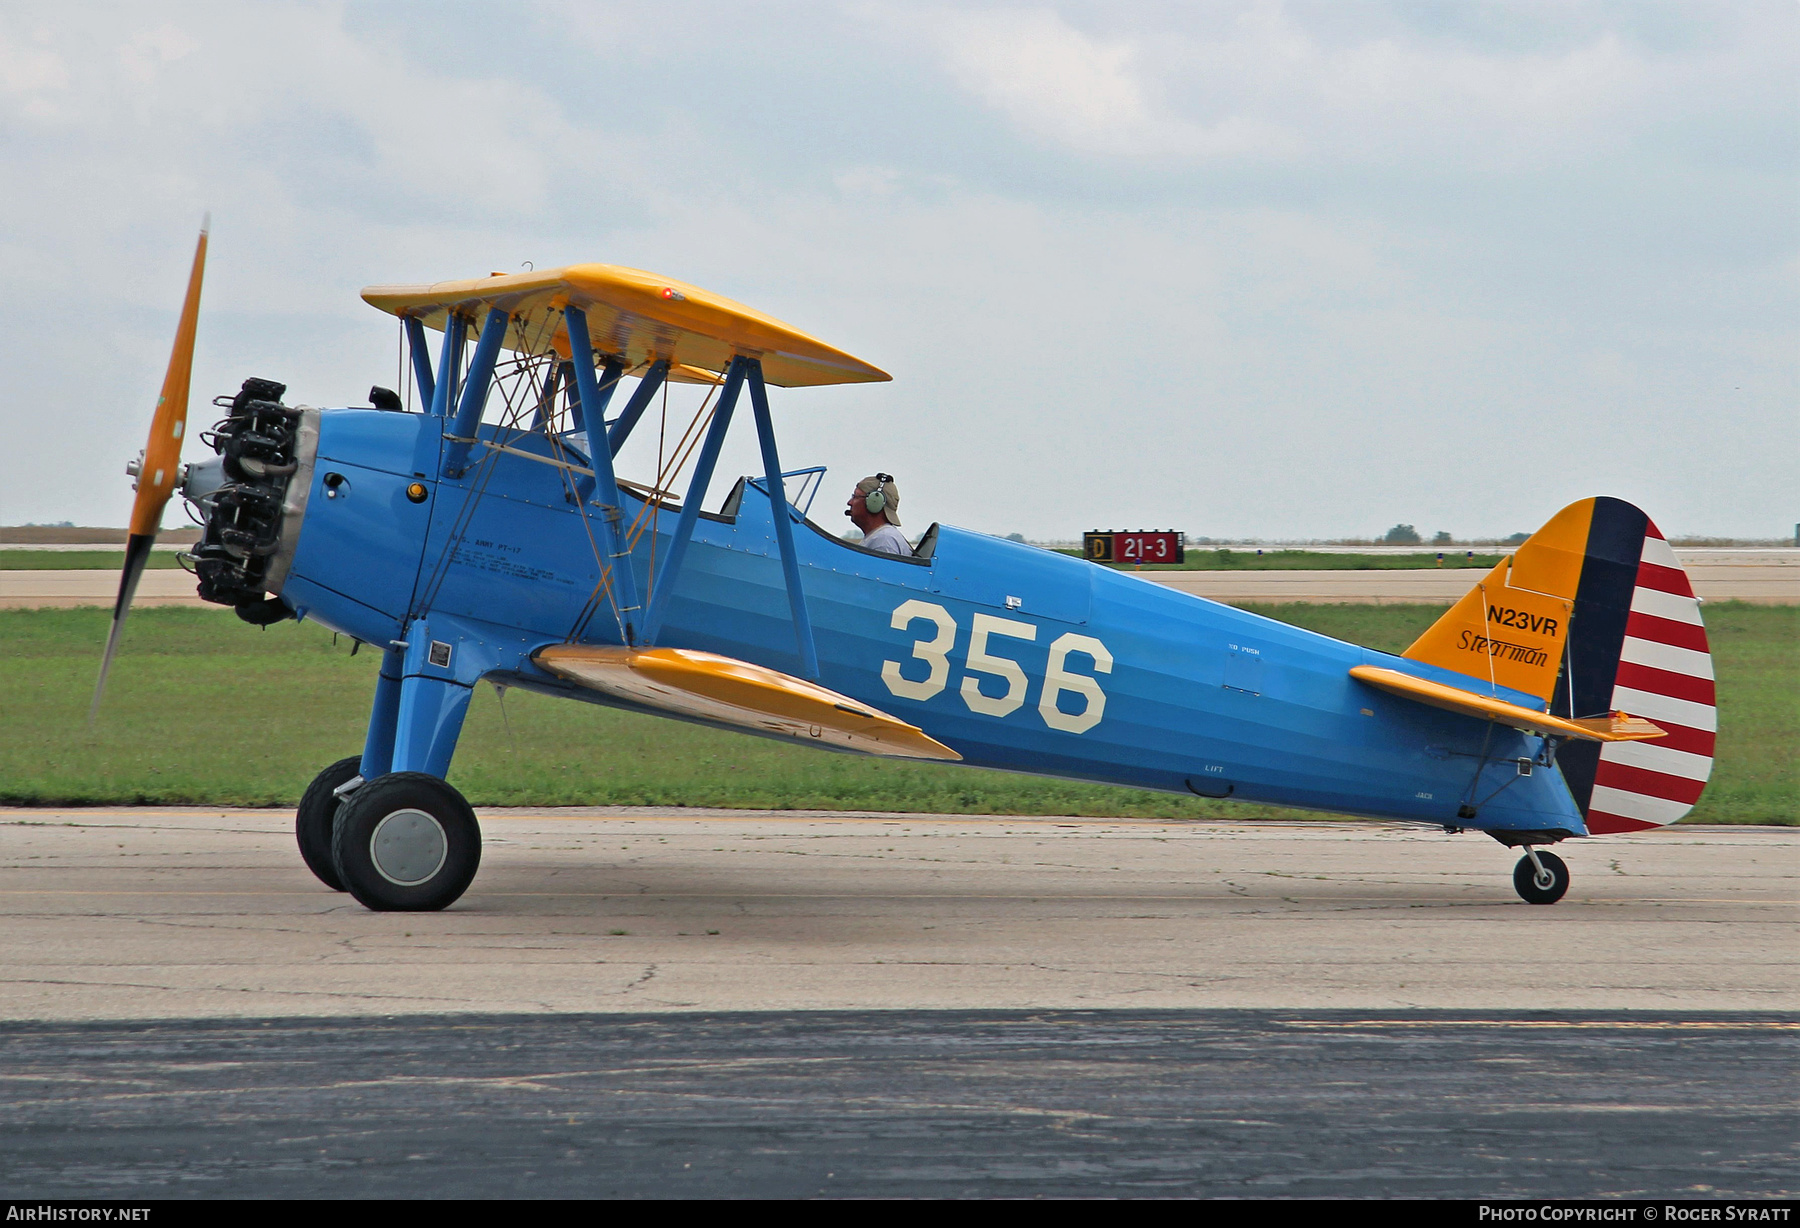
[572,357,623,502]
[441,307,511,477]
[563,305,645,642]
[404,316,435,408]
[748,360,820,679]
[427,314,463,417]
[605,359,669,457]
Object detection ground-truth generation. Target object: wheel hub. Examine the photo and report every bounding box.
[370,808,448,886]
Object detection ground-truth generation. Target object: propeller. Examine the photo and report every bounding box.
[90,219,209,722]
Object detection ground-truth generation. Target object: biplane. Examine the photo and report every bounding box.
[98,226,1716,911]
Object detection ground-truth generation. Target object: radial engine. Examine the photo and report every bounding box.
[179,377,313,625]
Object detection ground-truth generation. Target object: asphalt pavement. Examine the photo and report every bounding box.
[3,1010,1793,1199]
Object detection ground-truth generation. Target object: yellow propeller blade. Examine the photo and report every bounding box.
[92,220,209,723]
[129,221,208,538]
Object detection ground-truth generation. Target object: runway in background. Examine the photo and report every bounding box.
[4,548,1797,607]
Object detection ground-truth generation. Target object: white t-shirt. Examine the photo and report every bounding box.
[860,523,912,556]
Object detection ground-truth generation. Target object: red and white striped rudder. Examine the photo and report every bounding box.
[1584,521,1715,833]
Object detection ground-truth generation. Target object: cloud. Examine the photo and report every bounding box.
[939,10,1154,142]
[887,3,1674,171]
[914,7,1303,159]
[0,24,67,115]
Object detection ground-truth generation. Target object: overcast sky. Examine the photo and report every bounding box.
[1,1,1793,541]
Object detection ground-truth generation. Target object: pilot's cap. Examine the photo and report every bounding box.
[856,474,900,526]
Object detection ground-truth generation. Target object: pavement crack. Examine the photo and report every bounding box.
[619,964,659,994]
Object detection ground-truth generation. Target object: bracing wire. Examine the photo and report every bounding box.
[617,373,728,615]
[626,381,719,549]
[567,364,723,642]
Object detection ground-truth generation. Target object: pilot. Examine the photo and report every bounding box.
[845,473,911,556]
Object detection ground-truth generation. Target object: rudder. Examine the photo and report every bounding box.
[1559,503,1716,833]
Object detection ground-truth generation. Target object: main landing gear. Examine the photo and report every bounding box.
[296,760,482,911]
[1512,847,1570,905]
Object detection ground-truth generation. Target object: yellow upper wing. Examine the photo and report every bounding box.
[362,264,890,389]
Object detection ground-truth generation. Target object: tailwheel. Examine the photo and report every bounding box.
[331,773,481,912]
[296,755,362,891]
[1513,848,1570,905]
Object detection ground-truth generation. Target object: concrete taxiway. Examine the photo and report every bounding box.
[3,809,1793,1020]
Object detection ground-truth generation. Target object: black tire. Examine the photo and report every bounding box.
[296,755,362,891]
[331,773,481,912]
[1513,850,1570,905]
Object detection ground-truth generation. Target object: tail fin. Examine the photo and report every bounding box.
[1403,497,1715,833]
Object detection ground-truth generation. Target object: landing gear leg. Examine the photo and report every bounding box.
[1512,847,1569,905]
[295,756,363,891]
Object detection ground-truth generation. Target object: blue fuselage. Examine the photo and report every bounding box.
[275,410,1585,837]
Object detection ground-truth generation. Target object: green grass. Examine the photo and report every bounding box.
[1689,602,1798,825]
[0,551,182,570]
[1057,548,1504,571]
[0,604,1790,823]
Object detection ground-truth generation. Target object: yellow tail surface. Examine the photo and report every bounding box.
[1403,500,1599,702]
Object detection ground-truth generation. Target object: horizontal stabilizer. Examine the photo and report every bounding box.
[535,645,961,761]
[1348,666,1666,744]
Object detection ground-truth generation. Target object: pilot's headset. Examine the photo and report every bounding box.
[855,474,900,525]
